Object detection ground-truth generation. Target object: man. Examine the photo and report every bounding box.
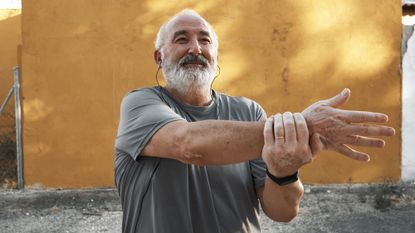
[115,9,395,233]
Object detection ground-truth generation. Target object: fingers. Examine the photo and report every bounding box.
[345,124,396,137]
[293,113,309,143]
[283,112,296,143]
[264,117,274,145]
[274,114,285,143]
[343,135,385,148]
[325,88,351,108]
[334,144,370,162]
[337,109,389,123]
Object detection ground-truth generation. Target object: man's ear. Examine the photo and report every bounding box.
[154,50,162,67]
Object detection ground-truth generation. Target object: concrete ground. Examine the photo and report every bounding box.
[1,183,414,233]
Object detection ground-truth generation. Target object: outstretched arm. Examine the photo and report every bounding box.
[142,120,265,165]
[142,88,394,165]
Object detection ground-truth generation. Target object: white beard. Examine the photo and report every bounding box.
[161,55,217,95]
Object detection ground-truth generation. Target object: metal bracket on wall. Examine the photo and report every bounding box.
[0,66,23,189]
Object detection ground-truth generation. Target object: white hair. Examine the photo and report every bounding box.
[154,9,219,52]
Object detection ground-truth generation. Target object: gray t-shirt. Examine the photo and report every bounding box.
[115,86,267,233]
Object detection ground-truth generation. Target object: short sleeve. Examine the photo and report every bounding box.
[249,159,266,189]
[115,88,184,160]
[249,102,267,189]
[253,101,266,121]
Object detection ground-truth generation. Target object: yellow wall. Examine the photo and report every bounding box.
[21,0,401,188]
[0,9,20,135]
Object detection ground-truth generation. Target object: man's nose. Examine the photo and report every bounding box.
[188,39,202,55]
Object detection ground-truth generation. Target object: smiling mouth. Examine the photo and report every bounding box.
[182,62,206,68]
[179,54,209,68]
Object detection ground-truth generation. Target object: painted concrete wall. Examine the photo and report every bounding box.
[21,0,401,188]
[402,24,415,182]
[0,9,20,135]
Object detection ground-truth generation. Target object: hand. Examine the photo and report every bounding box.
[262,112,313,177]
[302,88,396,161]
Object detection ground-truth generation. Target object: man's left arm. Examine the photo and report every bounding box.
[255,88,395,221]
[256,112,312,222]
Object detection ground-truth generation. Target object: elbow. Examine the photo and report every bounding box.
[277,208,299,223]
[267,206,299,223]
[263,190,303,223]
[174,126,205,165]
[261,181,304,223]
[179,150,205,165]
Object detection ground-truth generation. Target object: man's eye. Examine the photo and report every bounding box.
[175,38,187,43]
[200,38,211,44]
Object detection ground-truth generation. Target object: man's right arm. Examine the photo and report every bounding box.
[142,119,266,165]
[141,88,395,165]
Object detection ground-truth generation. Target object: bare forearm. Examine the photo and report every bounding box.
[180,120,265,165]
[142,119,266,165]
[259,178,304,222]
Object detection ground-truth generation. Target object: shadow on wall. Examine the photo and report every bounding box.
[20,0,401,187]
[210,1,401,183]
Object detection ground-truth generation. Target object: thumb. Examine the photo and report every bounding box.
[325,88,351,108]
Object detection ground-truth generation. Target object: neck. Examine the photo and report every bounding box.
[165,85,213,106]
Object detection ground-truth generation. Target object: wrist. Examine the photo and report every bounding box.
[266,165,295,178]
[266,167,299,186]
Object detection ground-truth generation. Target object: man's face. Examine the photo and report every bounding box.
[162,14,217,68]
[159,14,218,94]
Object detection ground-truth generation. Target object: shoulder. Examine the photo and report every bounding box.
[119,87,167,112]
[124,86,162,99]
[122,86,163,103]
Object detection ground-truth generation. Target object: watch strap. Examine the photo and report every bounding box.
[266,168,299,186]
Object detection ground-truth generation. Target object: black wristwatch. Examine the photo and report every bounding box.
[266,168,299,186]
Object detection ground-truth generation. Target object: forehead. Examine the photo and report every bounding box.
[166,14,211,37]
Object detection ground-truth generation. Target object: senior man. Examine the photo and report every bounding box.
[115,9,395,233]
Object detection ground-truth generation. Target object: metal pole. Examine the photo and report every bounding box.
[13,66,23,189]
[0,86,14,115]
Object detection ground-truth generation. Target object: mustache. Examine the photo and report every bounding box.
[179,54,209,66]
